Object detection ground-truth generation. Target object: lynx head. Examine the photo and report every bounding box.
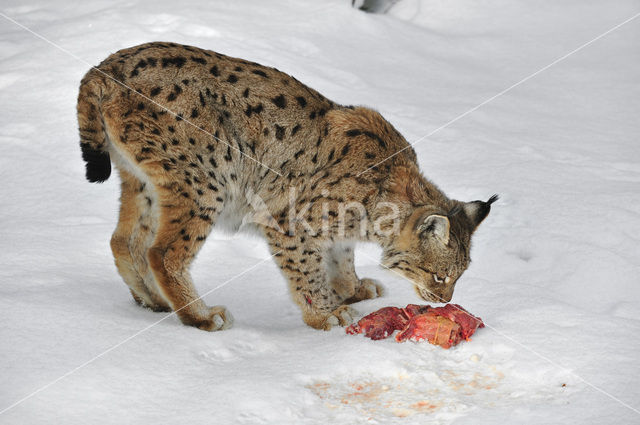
[382,195,498,303]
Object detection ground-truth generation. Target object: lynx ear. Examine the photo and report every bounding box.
[418,215,450,245]
[462,194,499,232]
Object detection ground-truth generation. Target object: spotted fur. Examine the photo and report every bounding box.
[77,42,494,331]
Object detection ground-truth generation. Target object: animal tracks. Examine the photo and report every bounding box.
[197,331,278,363]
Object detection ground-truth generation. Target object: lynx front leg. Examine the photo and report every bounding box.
[325,244,358,301]
[326,244,384,305]
[262,229,357,330]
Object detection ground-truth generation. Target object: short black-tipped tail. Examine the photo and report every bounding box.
[81,143,111,183]
[77,69,111,183]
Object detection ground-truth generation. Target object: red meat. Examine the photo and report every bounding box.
[395,313,461,348]
[345,307,408,340]
[403,304,432,318]
[427,304,484,340]
[346,303,484,348]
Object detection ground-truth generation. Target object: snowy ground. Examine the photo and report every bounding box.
[1,0,640,423]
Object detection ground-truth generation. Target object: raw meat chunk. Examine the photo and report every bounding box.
[346,303,484,348]
[403,304,432,318]
[345,307,407,340]
[426,304,484,340]
[395,313,461,348]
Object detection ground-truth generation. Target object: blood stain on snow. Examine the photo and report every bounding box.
[304,365,517,419]
[441,368,505,394]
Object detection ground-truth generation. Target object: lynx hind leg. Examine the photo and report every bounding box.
[127,177,171,312]
[326,244,383,305]
[147,184,232,331]
[110,169,165,310]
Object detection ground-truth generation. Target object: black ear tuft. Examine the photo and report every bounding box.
[486,194,499,205]
[473,195,498,228]
[462,194,498,232]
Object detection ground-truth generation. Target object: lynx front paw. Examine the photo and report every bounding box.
[321,305,358,330]
[183,305,234,331]
[345,278,384,304]
[357,278,384,300]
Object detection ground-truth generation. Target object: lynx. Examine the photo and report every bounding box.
[77,42,496,331]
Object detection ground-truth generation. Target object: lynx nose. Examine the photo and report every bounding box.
[440,291,453,303]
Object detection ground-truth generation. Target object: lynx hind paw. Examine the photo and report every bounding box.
[322,305,358,330]
[355,278,384,300]
[196,306,234,331]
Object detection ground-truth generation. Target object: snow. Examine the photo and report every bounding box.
[1,0,639,423]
